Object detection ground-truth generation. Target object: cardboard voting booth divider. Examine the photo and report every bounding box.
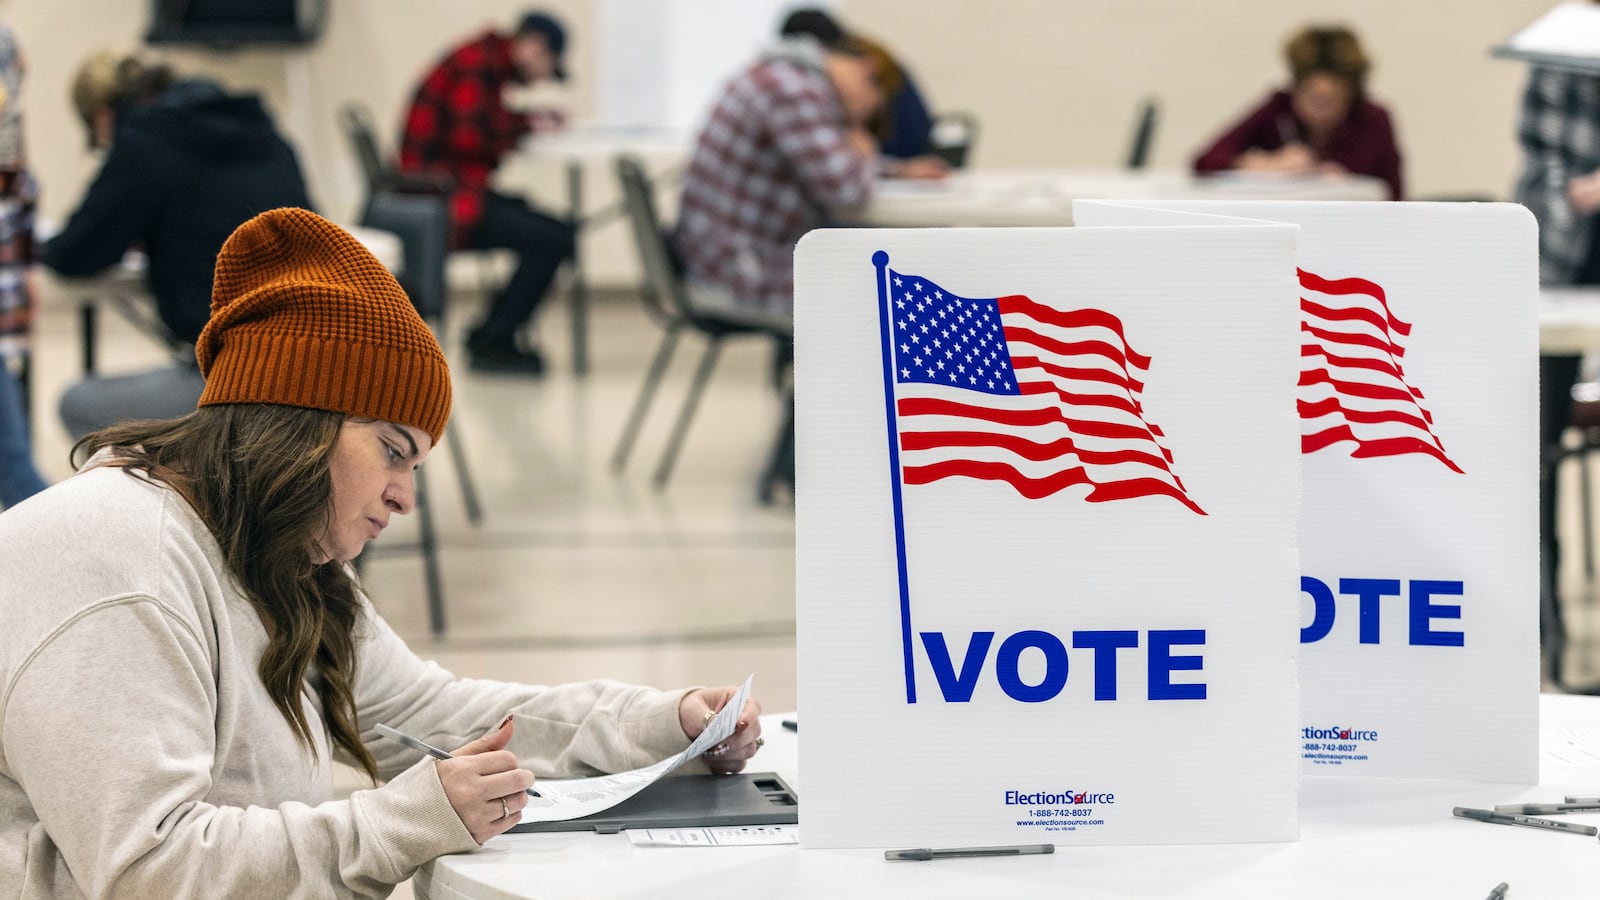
[794,225,1304,848]
[1073,200,1540,783]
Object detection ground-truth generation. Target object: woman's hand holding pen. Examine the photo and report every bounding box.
[438,716,537,843]
[679,687,764,775]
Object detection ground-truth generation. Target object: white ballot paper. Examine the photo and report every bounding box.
[626,825,799,847]
[518,674,753,824]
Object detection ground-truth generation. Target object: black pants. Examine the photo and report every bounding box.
[467,191,576,342]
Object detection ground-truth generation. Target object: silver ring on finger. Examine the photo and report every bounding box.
[500,797,509,820]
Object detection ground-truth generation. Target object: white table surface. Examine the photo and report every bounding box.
[416,695,1600,900]
[515,125,690,163]
[851,168,1389,228]
[1540,286,1600,355]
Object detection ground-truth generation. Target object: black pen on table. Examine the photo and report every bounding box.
[1452,807,1594,836]
[885,843,1053,862]
[1485,881,1508,900]
[375,723,542,797]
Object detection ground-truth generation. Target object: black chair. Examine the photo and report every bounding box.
[1126,98,1159,170]
[610,155,792,495]
[339,102,485,636]
[341,104,509,300]
[926,112,978,169]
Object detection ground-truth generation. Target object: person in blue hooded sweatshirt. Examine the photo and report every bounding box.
[43,51,312,439]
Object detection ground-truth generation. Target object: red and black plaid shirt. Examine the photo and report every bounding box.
[399,31,528,248]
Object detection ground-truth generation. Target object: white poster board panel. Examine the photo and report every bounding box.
[1076,200,1540,783]
[795,225,1302,848]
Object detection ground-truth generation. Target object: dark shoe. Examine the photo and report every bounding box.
[469,343,545,375]
[467,327,545,375]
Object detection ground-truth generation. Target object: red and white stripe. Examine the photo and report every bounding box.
[1298,269,1462,473]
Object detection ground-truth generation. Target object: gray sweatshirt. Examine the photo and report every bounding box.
[0,465,696,898]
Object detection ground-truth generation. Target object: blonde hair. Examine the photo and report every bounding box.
[70,50,172,146]
[1284,26,1369,94]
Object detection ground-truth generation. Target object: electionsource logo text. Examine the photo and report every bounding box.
[1005,790,1116,806]
[1301,726,1379,741]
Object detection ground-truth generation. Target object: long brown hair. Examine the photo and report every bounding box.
[73,403,380,781]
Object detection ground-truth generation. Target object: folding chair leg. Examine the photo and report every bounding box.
[445,428,483,525]
[758,388,795,505]
[1584,449,1597,585]
[16,350,30,442]
[80,300,97,375]
[414,465,447,636]
[654,337,723,488]
[612,325,681,472]
[477,256,501,303]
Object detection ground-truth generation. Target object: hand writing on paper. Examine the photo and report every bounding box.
[438,717,537,843]
[1238,142,1316,173]
[1569,170,1600,215]
[889,155,952,181]
[679,687,764,775]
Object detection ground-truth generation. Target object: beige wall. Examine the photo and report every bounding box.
[4,0,1556,287]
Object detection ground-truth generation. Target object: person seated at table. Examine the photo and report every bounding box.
[0,207,764,898]
[42,50,312,439]
[0,18,46,509]
[779,7,947,167]
[1513,55,1600,665]
[1192,25,1403,200]
[675,33,889,322]
[399,9,576,376]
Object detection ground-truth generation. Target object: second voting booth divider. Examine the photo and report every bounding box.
[1073,200,1539,784]
[793,202,1538,850]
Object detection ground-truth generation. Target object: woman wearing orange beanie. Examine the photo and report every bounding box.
[0,207,763,898]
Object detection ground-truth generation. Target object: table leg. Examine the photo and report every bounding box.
[80,299,97,375]
[567,160,588,376]
[1543,353,1583,686]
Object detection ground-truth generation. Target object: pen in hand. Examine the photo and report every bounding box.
[375,723,543,798]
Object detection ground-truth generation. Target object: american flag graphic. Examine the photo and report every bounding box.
[1298,269,1463,473]
[883,266,1206,515]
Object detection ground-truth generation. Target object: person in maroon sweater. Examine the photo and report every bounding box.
[1193,26,1403,200]
[399,11,574,375]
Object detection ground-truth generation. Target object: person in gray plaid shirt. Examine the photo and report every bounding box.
[675,35,941,322]
[1514,61,1600,682]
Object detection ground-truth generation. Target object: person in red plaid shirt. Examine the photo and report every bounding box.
[399,11,574,375]
[674,36,889,321]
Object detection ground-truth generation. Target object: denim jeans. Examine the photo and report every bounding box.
[0,360,46,508]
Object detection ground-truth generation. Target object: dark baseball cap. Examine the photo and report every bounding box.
[517,11,567,80]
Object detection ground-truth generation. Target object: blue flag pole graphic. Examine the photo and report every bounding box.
[873,250,917,703]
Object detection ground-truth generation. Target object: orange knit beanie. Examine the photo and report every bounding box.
[196,208,451,442]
